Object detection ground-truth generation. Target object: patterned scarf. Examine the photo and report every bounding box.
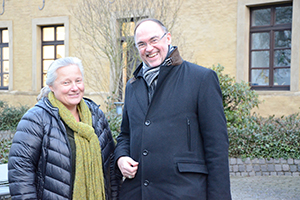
[143,45,175,103]
[48,92,105,200]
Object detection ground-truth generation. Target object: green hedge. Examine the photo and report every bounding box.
[228,113,300,159]
[0,138,11,164]
[0,100,29,131]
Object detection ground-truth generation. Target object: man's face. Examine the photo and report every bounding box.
[135,21,171,68]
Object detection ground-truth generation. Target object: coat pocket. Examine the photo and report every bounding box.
[177,162,208,174]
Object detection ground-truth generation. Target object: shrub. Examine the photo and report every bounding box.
[228,113,300,159]
[0,100,29,131]
[104,96,122,142]
[212,64,300,159]
[0,139,12,164]
[211,64,260,127]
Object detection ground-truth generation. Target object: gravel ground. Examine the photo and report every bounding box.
[230,176,300,200]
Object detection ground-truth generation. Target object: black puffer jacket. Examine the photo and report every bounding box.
[8,97,120,200]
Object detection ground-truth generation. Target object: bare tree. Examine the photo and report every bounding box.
[70,0,182,103]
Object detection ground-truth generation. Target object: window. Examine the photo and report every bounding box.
[41,25,65,87]
[249,3,292,90]
[0,28,9,90]
[117,18,141,100]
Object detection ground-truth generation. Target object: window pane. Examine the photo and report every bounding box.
[122,21,135,37]
[251,69,269,85]
[56,45,65,58]
[252,8,271,26]
[43,60,54,72]
[251,51,269,68]
[43,27,54,41]
[3,61,9,72]
[43,74,47,87]
[3,74,9,86]
[274,50,291,67]
[2,29,8,43]
[251,32,270,49]
[43,46,55,59]
[274,30,291,48]
[274,68,290,85]
[56,26,65,40]
[3,47,9,59]
[275,6,292,24]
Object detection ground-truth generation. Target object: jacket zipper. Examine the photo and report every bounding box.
[187,118,191,151]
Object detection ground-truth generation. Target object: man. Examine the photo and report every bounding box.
[114,18,231,200]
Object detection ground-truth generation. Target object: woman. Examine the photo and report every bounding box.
[8,57,120,200]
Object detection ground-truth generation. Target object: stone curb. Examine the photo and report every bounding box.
[229,157,300,176]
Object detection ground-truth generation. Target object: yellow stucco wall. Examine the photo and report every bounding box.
[0,0,299,116]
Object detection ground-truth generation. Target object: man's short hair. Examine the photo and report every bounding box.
[134,18,168,38]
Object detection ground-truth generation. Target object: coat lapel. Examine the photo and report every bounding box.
[130,47,183,115]
[131,65,149,115]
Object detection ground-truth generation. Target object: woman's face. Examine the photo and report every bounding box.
[49,64,84,111]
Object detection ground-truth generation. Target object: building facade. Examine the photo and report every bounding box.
[0,0,299,116]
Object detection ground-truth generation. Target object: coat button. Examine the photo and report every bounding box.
[143,149,149,156]
[145,120,151,126]
[143,180,150,187]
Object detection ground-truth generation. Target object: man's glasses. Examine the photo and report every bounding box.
[136,32,167,50]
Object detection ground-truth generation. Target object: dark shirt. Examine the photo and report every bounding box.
[63,121,76,197]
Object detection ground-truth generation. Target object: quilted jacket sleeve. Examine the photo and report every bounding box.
[87,99,121,200]
[8,106,46,200]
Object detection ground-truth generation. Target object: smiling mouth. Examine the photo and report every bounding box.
[147,53,158,58]
[69,93,79,97]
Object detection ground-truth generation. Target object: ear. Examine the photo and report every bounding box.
[166,32,172,45]
[49,85,54,92]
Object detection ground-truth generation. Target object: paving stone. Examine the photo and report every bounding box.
[253,165,260,172]
[246,165,252,172]
[290,165,297,172]
[282,164,290,171]
[275,164,282,172]
[238,165,245,172]
[233,165,238,172]
[259,158,265,164]
[230,158,237,165]
[292,172,299,177]
[261,165,267,172]
[267,164,274,172]
[249,171,255,176]
[241,172,249,176]
[262,172,270,176]
[251,158,259,164]
[244,158,251,164]
[237,158,243,165]
[270,172,277,176]
[294,159,300,165]
[231,176,300,200]
[255,172,262,176]
[284,172,292,176]
[274,159,280,164]
[288,158,294,164]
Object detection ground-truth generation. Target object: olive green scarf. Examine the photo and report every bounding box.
[48,92,105,200]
